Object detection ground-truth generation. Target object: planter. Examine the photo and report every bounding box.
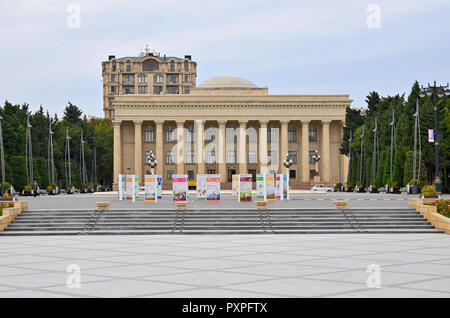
[370,187,379,193]
[346,187,353,192]
[0,197,13,201]
[423,195,439,199]
[415,204,450,233]
[23,190,33,196]
[334,200,349,209]
[391,187,401,194]
[255,201,268,210]
[80,188,88,194]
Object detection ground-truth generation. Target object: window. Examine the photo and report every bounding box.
[167,170,174,180]
[288,126,296,142]
[268,151,277,164]
[111,74,118,82]
[309,151,317,164]
[207,151,216,164]
[112,60,116,72]
[138,74,147,83]
[226,127,236,143]
[170,61,175,72]
[123,74,134,83]
[207,169,216,174]
[142,59,159,71]
[110,86,117,94]
[309,125,317,142]
[109,109,115,119]
[288,151,297,163]
[166,152,175,164]
[108,97,114,105]
[153,86,163,95]
[183,74,191,82]
[186,152,195,164]
[145,126,154,142]
[289,170,296,179]
[247,128,257,143]
[205,128,216,142]
[183,86,190,94]
[227,151,236,163]
[123,86,134,94]
[184,60,189,72]
[267,126,277,142]
[248,151,257,164]
[167,86,179,94]
[187,170,194,180]
[126,61,131,72]
[138,86,148,94]
[166,126,175,142]
[154,74,163,83]
[168,74,178,83]
[185,126,194,143]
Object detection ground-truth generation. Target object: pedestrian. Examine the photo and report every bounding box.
[33,181,39,197]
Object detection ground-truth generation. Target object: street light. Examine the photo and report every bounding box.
[419,81,450,193]
[283,152,293,174]
[312,150,321,180]
[147,150,158,175]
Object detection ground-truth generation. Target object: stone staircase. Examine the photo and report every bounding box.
[0,207,444,235]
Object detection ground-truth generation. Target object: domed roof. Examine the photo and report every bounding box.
[198,76,258,89]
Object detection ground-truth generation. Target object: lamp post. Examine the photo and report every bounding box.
[419,81,450,193]
[312,150,321,182]
[282,152,292,176]
[147,150,158,175]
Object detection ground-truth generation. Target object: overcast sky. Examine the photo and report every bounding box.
[1,0,449,117]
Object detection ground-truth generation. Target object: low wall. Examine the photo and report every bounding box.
[416,204,450,234]
[0,201,28,232]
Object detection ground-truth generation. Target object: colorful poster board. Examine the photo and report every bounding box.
[232,174,240,199]
[256,174,266,200]
[196,174,207,199]
[239,174,253,202]
[118,174,126,201]
[156,175,162,200]
[275,174,283,200]
[125,175,139,202]
[265,174,275,201]
[283,174,289,200]
[173,174,188,202]
[144,175,158,202]
[206,174,221,202]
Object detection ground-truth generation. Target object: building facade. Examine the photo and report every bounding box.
[103,53,352,189]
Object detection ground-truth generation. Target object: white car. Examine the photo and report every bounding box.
[311,184,333,192]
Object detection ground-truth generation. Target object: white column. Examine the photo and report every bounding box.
[196,120,205,174]
[155,121,164,178]
[259,120,268,174]
[301,120,310,182]
[238,120,247,174]
[176,120,185,174]
[218,120,227,182]
[280,120,289,174]
[134,120,143,183]
[322,120,331,184]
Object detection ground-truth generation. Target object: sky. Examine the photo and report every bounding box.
[0,0,449,117]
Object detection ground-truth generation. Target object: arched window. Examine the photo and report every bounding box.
[247,127,257,143]
[267,125,277,142]
[308,125,317,142]
[142,59,159,71]
[126,60,131,72]
[145,126,154,142]
[112,60,116,72]
[166,126,175,142]
[186,126,194,143]
[288,126,296,142]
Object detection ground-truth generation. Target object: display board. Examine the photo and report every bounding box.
[275,174,283,200]
[283,174,289,200]
[239,174,253,202]
[232,174,240,199]
[118,174,126,201]
[125,175,138,202]
[256,174,266,201]
[144,175,158,202]
[173,174,188,202]
[265,174,275,201]
[156,175,162,200]
[196,174,207,199]
[206,174,221,202]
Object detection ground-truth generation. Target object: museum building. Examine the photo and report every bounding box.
[102,51,352,189]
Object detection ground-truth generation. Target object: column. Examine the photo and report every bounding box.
[196,120,205,174]
[259,120,268,174]
[134,120,143,183]
[218,120,227,182]
[176,120,185,174]
[301,120,310,182]
[155,121,164,177]
[280,120,289,174]
[238,120,247,175]
[113,120,122,190]
[322,120,331,184]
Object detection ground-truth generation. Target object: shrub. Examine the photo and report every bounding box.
[66,183,73,190]
[47,185,53,191]
[24,185,32,191]
[81,183,88,189]
[335,183,342,189]
[1,181,10,189]
[422,185,437,197]
[436,200,450,218]
[410,179,420,186]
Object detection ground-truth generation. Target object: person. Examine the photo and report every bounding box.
[33,181,39,197]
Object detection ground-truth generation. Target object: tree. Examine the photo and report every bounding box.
[63,102,83,125]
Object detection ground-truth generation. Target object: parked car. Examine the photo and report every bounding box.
[311,184,333,192]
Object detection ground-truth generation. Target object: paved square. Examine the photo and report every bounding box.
[1,234,450,297]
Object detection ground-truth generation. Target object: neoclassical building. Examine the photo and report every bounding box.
[103,53,352,189]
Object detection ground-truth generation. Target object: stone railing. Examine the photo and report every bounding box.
[414,201,450,234]
[0,201,28,232]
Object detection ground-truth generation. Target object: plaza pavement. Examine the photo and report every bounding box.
[0,233,450,297]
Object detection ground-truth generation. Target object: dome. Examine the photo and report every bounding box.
[198,76,258,89]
